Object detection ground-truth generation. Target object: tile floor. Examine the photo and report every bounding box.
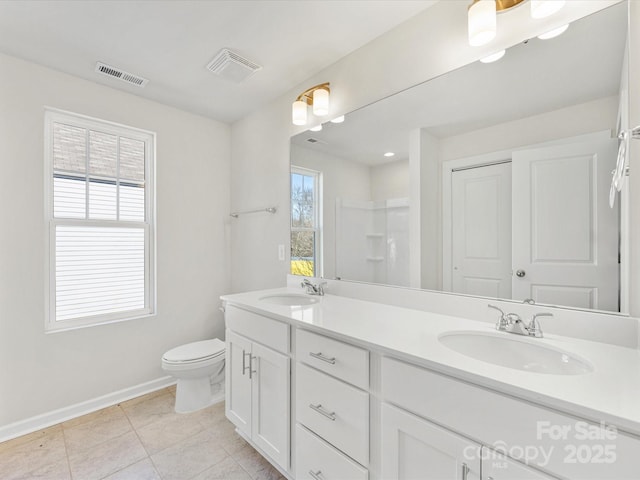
[0,386,286,480]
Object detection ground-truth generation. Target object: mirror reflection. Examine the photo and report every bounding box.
[290,3,628,314]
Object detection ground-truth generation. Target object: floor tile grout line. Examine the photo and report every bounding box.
[60,422,75,480]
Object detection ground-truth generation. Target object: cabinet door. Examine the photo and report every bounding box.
[226,329,253,437]
[382,403,480,480]
[251,342,290,469]
[482,448,557,480]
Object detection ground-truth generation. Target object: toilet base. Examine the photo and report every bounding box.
[174,378,224,414]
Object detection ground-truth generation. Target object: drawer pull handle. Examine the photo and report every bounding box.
[309,470,323,480]
[461,462,469,480]
[309,352,336,365]
[309,403,336,421]
[249,355,257,380]
[242,350,251,376]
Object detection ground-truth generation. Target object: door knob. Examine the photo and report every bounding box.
[516,269,526,278]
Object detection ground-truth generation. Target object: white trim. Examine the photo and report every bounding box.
[0,376,175,443]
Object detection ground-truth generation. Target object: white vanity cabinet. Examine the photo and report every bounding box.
[381,356,640,480]
[482,450,557,480]
[381,402,481,480]
[225,306,290,470]
[294,329,370,478]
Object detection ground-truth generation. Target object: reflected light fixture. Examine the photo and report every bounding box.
[330,115,345,124]
[480,49,506,63]
[468,0,566,47]
[310,124,323,132]
[537,23,568,39]
[384,152,395,157]
[292,82,330,126]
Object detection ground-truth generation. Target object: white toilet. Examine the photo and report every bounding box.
[161,338,225,413]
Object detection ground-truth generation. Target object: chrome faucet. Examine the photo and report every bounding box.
[301,278,326,296]
[488,304,553,338]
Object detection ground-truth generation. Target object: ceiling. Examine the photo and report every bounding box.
[292,2,626,166]
[0,0,437,124]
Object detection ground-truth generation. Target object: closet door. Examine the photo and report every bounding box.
[381,403,480,480]
[451,162,512,299]
[225,329,252,437]
[511,138,618,311]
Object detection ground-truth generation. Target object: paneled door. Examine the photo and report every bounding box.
[482,448,558,479]
[451,162,512,299]
[225,329,252,436]
[251,342,290,469]
[381,403,481,480]
[511,139,618,311]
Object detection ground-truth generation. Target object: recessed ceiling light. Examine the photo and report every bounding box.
[330,115,345,124]
[537,24,569,40]
[310,125,322,132]
[384,152,395,157]
[480,50,506,64]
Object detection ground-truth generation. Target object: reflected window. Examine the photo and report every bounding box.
[291,167,321,277]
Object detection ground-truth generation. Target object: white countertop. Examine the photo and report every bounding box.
[221,287,640,437]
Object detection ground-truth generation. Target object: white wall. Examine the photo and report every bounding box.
[370,159,409,201]
[439,96,619,162]
[291,144,371,280]
[0,53,231,428]
[229,0,618,294]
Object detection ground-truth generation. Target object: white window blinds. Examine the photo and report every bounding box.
[46,110,155,330]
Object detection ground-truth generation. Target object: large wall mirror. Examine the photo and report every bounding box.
[290,2,629,315]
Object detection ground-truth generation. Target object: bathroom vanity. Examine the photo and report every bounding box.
[222,286,640,480]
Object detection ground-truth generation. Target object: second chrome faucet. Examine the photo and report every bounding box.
[488,304,553,338]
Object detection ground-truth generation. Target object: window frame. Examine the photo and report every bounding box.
[44,108,156,333]
[290,166,322,278]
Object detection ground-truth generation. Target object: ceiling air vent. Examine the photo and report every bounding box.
[206,48,262,83]
[95,62,148,87]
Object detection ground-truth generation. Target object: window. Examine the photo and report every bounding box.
[45,109,155,332]
[290,167,321,277]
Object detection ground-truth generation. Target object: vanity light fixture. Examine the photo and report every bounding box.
[480,49,506,63]
[330,115,345,124]
[310,124,323,132]
[537,23,569,39]
[468,0,565,47]
[292,82,330,126]
[384,152,395,157]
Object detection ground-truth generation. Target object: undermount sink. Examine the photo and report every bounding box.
[259,294,320,306]
[438,331,593,375]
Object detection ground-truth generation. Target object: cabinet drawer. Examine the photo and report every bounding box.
[296,329,369,389]
[296,363,369,466]
[225,305,289,353]
[295,424,368,480]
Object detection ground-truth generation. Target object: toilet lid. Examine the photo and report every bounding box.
[163,339,225,363]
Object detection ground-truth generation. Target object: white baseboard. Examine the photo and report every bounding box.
[0,376,176,443]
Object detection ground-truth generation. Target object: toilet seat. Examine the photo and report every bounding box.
[162,339,225,365]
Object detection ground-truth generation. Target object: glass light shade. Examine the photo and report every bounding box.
[537,24,568,40]
[292,100,307,126]
[531,0,565,19]
[480,49,506,63]
[468,0,496,47]
[330,115,345,124]
[312,88,330,116]
[310,124,322,132]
